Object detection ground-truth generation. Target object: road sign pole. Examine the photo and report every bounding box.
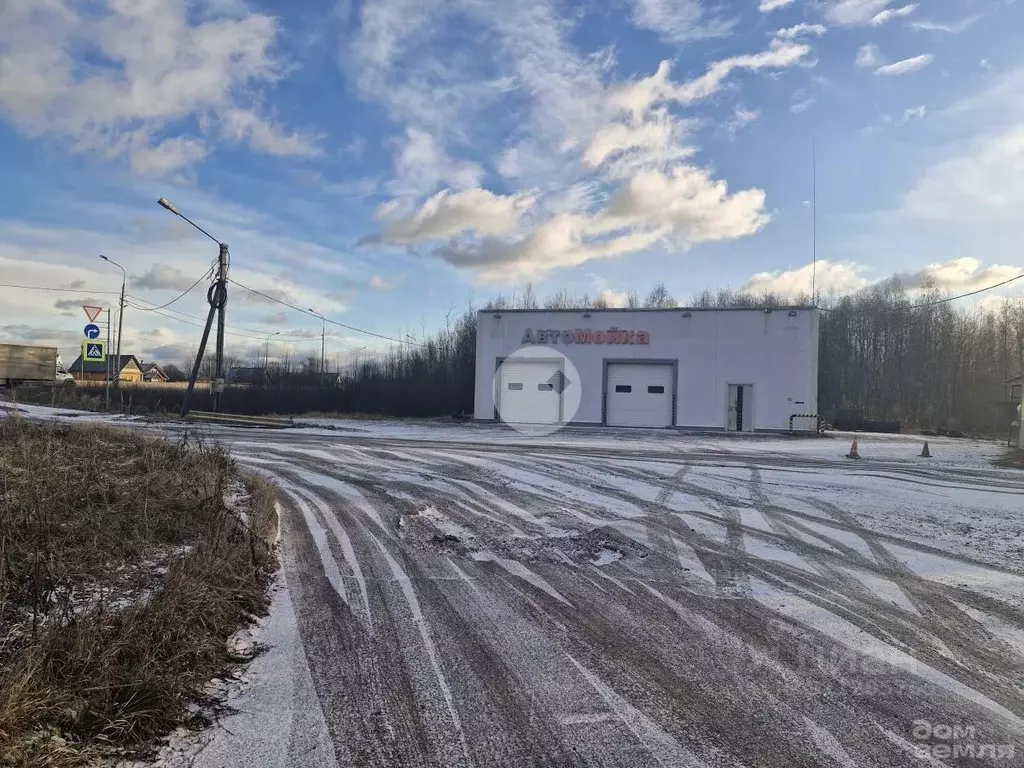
[106,309,111,410]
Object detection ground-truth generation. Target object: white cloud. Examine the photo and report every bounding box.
[610,39,813,121]
[791,90,816,113]
[875,54,934,76]
[904,127,1024,221]
[132,264,209,292]
[218,109,322,158]
[869,3,917,26]
[369,274,396,291]
[774,24,828,40]
[129,137,209,177]
[0,0,308,174]
[910,16,980,34]
[724,107,760,137]
[895,257,1022,291]
[759,0,796,11]
[744,260,870,296]
[389,128,485,200]
[354,2,817,281]
[856,44,882,68]
[825,0,892,26]
[582,111,694,170]
[371,187,536,245]
[428,164,770,282]
[897,105,926,125]
[627,0,734,43]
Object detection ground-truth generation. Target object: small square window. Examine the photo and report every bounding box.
[537,383,553,391]
[647,385,665,394]
[615,384,632,393]
[507,382,523,391]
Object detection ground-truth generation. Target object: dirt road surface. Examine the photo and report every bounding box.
[180,423,1022,768]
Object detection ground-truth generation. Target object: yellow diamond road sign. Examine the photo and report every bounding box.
[82,340,106,363]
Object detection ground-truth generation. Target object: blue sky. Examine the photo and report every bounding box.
[1,0,1022,367]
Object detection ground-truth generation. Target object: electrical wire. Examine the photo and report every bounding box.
[0,282,119,295]
[909,273,1024,308]
[228,278,424,346]
[816,272,1024,313]
[126,268,213,311]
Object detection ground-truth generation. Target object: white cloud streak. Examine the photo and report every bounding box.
[626,0,735,43]
[869,3,917,26]
[759,0,796,11]
[775,24,828,40]
[875,54,933,76]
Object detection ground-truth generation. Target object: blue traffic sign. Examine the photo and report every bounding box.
[84,323,101,339]
[82,340,106,363]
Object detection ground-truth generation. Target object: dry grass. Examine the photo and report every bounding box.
[994,448,1024,469]
[0,417,278,767]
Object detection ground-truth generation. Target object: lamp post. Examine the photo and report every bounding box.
[157,197,229,415]
[98,255,126,389]
[309,309,326,387]
[264,331,280,369]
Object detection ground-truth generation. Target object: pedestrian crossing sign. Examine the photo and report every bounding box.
[82,340,106,363]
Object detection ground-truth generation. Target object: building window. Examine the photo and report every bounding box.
[648,385,665,394]
[1012,384,1022,402]
[615,385,632,393]
[508,382,523,391]
[537,383,553,391]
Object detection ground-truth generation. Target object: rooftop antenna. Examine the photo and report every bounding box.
[811,138,817,306]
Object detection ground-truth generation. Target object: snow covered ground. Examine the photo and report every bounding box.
[7,403,1024,766]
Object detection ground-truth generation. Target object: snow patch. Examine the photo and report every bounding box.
[590,547,623,567]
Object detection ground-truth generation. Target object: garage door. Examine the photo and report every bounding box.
[606,363,673,428]
[497,360,562,424]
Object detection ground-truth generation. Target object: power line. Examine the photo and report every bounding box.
[228,278,424,347]
[910,273,1024,309]
[123,297,322,342]
[817,272,1024,312]
[126,268,213,311]
[0,282,119,295]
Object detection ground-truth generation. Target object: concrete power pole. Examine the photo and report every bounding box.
[180,243,229,417]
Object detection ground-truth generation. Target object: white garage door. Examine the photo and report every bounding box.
[606,363,674,428]
[497,360,562,424]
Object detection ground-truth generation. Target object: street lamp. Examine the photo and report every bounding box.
[98,255,126,389]
[309,309,326,387]
[264,331,280,368]
[156,197,229,415]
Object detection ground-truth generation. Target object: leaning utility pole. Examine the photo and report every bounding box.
[181,244,229,416]
[157,198,229,418]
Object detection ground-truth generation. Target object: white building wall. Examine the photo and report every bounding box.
[474,308,819,430]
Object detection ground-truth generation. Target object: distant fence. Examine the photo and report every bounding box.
[43,378,473,418]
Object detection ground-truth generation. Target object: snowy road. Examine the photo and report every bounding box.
[6,404,1024,766]
[210,424,1024,768]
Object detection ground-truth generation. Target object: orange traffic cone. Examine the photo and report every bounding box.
[920,441,931,458]
[846,437,860,459]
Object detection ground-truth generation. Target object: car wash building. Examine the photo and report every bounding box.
[474,307,819,431]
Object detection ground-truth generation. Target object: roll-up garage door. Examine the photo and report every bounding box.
[497,360,562,424]
[606,363,674,428]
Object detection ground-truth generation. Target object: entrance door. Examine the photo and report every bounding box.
[727,384,754,432]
